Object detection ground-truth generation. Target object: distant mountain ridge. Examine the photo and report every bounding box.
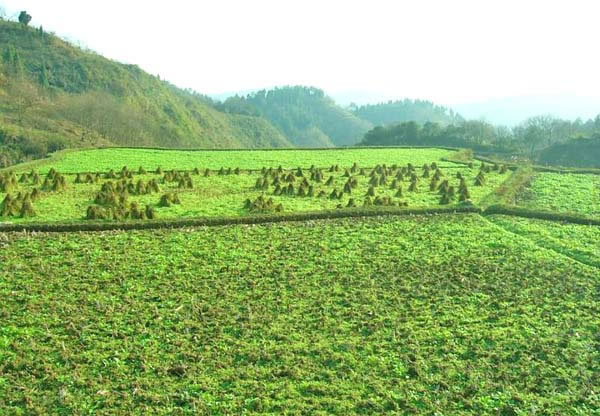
[218,86,373,147]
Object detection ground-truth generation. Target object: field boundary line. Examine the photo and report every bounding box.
[0,205,481,233]
[482,205,600,226]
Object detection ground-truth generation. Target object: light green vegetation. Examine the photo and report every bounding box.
[489,214,600,268]
[1,154,510,224]
[1,214,599,414]
[25,147,459,174]
[517,172,600,217]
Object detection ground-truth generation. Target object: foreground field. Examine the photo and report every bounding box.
[516,172,600,217]
[1,214,599,414]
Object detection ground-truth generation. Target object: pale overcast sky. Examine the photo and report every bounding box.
[2,0,600,110]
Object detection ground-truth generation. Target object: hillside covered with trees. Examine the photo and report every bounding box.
[359,114,600,164]
[351,99,464,126]
[219,86,374,147]
[0,18,292,167]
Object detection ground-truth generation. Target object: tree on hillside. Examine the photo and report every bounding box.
[18,11,32,26]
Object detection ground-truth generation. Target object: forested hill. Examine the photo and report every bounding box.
[218,86,374,147]
[538,136,600,168]
[0,19,292,167]
[351,99,464,126]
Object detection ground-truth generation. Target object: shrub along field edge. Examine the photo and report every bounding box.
[479,167,535,207]
[483,204,600,226]
[0,205,481,233]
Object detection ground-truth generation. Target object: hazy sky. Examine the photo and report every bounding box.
[2,0,600,107]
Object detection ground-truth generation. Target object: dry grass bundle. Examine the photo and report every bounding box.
[47,168,58,179]
[1,194,18,217]
[145,205,156,219]
[429,178,439,191]
[245,195,283,213]
[50,175,68,192]
[30,188,41,202]
[438,180,449,194]
[474,172,485,186]
[159,193,181,207]
[287,183,295,196]
[408,178,418,192]
[439,193,451,205]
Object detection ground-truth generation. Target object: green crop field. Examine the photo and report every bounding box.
[1,148,508,224]
[516,172,600,217]
[489,214,600,268]
[1,214,599,414]
[15,147,460,174]
[2,147,600,415]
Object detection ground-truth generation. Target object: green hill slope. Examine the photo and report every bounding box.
[0,20,291,167]
[219,86,374,147]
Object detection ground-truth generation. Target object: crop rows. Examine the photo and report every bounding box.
[516,172,600,217]
[1,214,599,414]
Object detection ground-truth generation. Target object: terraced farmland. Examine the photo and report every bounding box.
[2,147,600,415]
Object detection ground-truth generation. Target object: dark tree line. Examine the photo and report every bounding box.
[358,115,600,158]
